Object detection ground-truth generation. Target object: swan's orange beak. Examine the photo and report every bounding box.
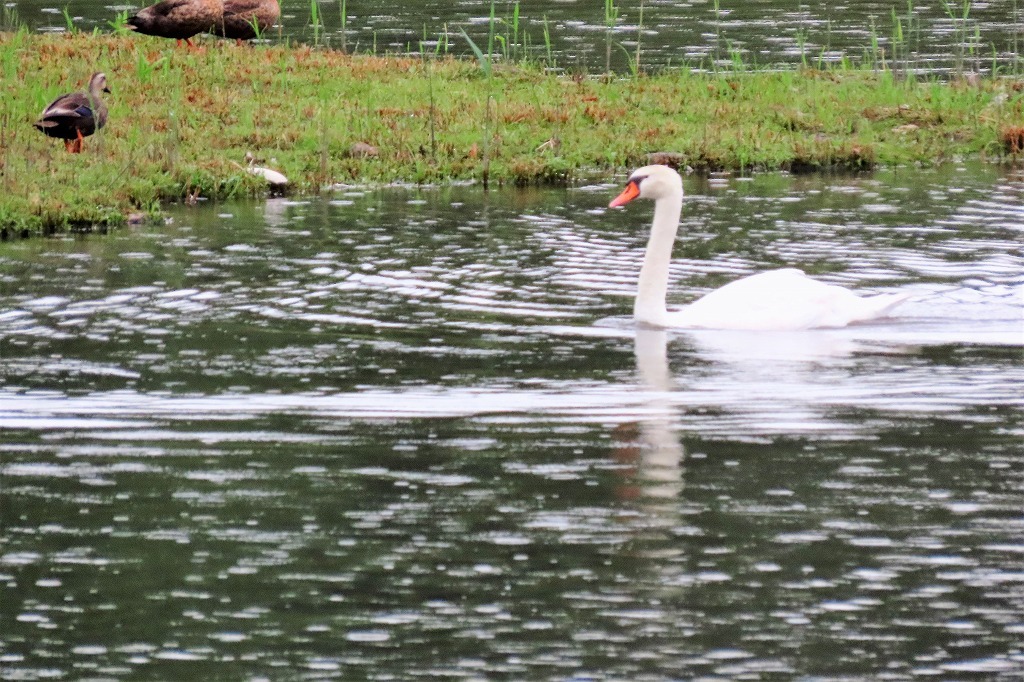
[609,180,641,208]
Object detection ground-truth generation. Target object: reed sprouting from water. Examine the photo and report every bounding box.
[634,0,644,75]
[1014,0,1023,76]
[338,0,348,53]
[940,0,978,76]
[310,0,323,47]
[0,4,20,31]
[604,0,619,77]
[59,6,79,34]
[712,0,723,72]
[541,15,553,68]
[510,1,521,63]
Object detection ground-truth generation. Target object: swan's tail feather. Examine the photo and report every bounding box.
[860,292,913,320]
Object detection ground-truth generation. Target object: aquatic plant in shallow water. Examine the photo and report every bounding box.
[940,0,977,76]
[60,6,78,34]
[604,0,619,76]
[309,0,322,47]
[0,4,20,31]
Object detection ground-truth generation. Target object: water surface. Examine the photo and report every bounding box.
[1,164,1023,680]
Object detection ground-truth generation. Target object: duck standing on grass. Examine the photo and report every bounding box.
[126,0,224,48]
[33,72,110,154]
[217,0,280,43]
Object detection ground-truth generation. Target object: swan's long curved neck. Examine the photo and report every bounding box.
[634,192,682,326]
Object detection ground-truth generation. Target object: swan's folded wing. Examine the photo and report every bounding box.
[667,269,909,330]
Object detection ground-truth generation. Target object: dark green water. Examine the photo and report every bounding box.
[10,0,1024,73]
[1,166,1023,679]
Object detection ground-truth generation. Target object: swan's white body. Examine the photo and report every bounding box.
[665,268,909,331]
[610,165,910,331]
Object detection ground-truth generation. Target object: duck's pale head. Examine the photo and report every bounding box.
[90,72,111,94]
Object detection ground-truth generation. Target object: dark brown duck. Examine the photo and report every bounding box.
[126,0,223,48]
[33,72,110,153]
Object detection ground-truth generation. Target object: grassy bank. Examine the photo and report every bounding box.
[1,30,1022,236]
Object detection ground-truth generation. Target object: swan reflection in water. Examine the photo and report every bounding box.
[607,319,871,501]
[609,325,873,504]
[608,307,1022,503]
[613,327,686,504]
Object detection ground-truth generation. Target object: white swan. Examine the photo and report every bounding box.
[608,165,910,330]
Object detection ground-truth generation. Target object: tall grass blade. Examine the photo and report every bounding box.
[423,52,437,161]
[511,1,520,62]
[339,0,347,53]
[869,15,881,72]
[486,0,496,66]
[542,15,553,68]
[310,0,322,47]
[635,0,645,76]
[61,6,77,34]
[319,107,329,186]
[712,0,722,72]
[1,4,20,31]
[604,0,618,76]
[459,27,492,77]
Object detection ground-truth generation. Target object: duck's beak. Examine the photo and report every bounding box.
[609,179,641,208]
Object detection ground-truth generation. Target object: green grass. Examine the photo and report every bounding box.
[1,30,1022,236]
